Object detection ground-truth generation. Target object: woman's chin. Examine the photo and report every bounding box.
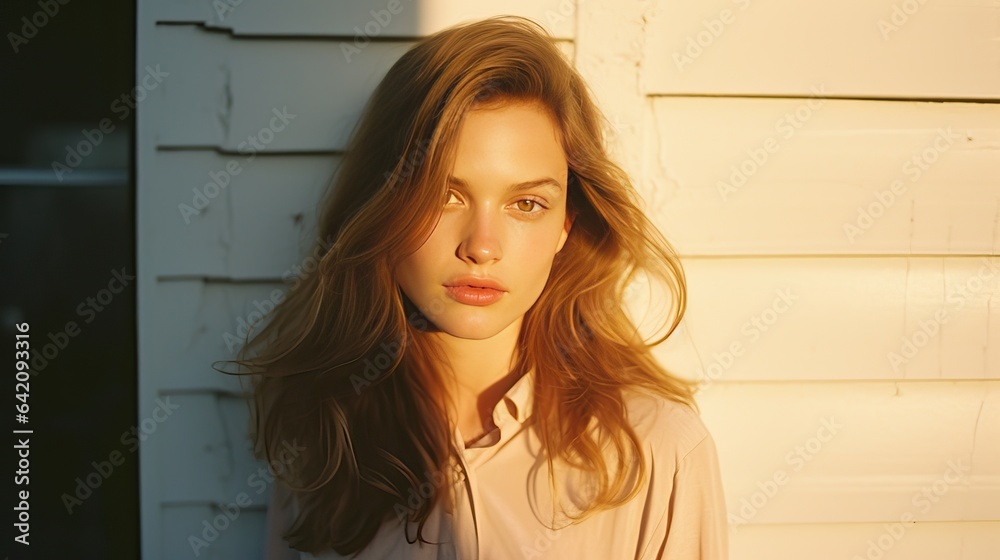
[431,314,518,341]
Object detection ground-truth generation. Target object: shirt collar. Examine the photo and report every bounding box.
[501,366,535,424]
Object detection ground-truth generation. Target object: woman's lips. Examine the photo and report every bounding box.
[444,285,505,306]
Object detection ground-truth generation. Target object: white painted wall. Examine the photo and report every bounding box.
[579,1,1000,558]
[137,1,1000,558]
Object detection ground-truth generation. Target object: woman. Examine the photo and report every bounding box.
[228,15,728,560]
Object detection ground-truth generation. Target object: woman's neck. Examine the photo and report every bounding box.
[431,316,525,440]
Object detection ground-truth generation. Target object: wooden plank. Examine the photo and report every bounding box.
[149,26,573,151]
[642,0,1000,99]
[137,1,164,556]
[152,253,1000,393]
[730,521,1000,560]
[143,150,337,278]
[151,383,998,532]
[574,0,648,186]
[641,97,1000,256]
[158,393,291,504]
[697,381,1000,525]
[643,257,1000,382]
[150,0,575,39]
[162,504,267,559]
[158,393,241,503]
[149,26,403,151]
[147,382,999,528]
[148,281,288,393]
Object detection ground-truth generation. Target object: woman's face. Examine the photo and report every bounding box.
[395,99,573,340]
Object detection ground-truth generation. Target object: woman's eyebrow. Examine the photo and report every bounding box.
[448,175,563,194]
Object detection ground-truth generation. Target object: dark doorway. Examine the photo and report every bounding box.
[1,0,138,558]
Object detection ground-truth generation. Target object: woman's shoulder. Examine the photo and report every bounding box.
[619,385,713,467]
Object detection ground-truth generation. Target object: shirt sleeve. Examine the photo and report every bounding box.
[654,432,730,560]
[265,481,302,560]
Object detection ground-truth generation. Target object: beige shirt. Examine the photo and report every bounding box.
[266,369,729,560]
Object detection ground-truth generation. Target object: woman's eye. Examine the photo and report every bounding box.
[444,191,546,215]
[514,199,543,213]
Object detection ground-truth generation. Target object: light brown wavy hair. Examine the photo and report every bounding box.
[218,15,698,557]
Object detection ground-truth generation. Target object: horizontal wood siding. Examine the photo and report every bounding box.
[138,0,999,558]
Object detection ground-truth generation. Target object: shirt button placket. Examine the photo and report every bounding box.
[452,432,479,559]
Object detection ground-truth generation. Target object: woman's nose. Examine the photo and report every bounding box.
[457,211,502,264]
